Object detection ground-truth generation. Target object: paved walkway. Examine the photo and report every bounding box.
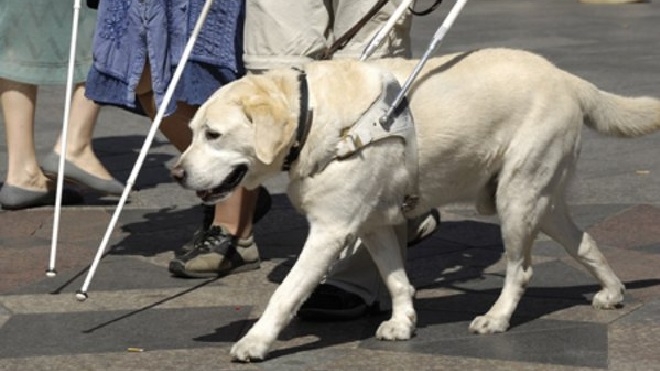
[1,1,660,370]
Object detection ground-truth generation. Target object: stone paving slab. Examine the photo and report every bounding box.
[2,202,660,370]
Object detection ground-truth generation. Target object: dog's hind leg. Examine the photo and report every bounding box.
[230,225,354,362]
[539,200,625,309]
[469,174,552,334]
[361,225,416,340]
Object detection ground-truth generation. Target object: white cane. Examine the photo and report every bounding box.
[47,0,83,278]
[380,0,467,124]
[360,0,413,61]
[75,0,216,301]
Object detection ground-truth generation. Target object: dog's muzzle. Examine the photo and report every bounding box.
[171,164,249,204]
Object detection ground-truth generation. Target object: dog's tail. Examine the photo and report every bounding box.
[574,75,660,137]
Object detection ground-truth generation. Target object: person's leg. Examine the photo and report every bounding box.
[52,83,114,180]
[134,65,263,277]
[298,211,440,320]
[135,86,194,153]
[34,82,124,195]
[0,78,48,191]
[210,186,259,239]
[0,78,84,209]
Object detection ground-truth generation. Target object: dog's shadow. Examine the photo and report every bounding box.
[91,193,660,360]
[195,213,660,361]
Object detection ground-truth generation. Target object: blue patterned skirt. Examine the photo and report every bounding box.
[85,0,243,116]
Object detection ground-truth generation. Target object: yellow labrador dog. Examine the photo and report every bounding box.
[171,48,660,362]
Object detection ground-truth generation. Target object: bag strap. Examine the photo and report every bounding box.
[409,0,444,16]
[322,0,389,60]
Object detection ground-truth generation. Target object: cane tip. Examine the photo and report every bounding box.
[45,268,57,278]
[75,290,88,301]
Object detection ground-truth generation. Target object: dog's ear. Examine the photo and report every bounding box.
[244,97,295,165]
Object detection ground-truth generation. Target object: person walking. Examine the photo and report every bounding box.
[0,0,124,211]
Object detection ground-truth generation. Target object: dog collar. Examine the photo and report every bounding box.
[282,69,313,170]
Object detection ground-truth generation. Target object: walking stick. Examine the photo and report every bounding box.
[380,0,468,124]
[47,0,83,278]
[360,0,414,61]
[75,0,216,300]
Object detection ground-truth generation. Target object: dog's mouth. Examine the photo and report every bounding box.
[196,164,248,203]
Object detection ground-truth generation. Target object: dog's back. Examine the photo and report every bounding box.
[373,48,660,212]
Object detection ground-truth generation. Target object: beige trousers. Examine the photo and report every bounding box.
[243,0,412,71]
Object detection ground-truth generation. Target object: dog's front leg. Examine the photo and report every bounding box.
[230,226,350,362]
[361,225,416,340]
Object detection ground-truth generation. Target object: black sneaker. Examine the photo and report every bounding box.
[175,186,272,257]
[169,225,260,278]
[297,284,376,321]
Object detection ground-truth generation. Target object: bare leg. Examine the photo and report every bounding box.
[0,78,50,191]
[211,186,258,238]
[135,88,194,152]
[53,83,114,180]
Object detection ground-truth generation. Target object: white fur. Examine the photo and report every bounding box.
[173,48,660,362]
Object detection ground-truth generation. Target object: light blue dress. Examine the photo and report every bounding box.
[0,0,97,85]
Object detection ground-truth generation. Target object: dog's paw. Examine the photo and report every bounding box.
[376,319,415,340]
[592,286,625,309]
[230,336,270,363]
[468,315,509,334]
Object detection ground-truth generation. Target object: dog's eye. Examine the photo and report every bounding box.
[205,130,222,140]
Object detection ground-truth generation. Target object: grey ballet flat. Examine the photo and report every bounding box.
[41,152,124,195]
[0,184,84,211]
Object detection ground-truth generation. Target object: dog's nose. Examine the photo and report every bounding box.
[171,165,186,183]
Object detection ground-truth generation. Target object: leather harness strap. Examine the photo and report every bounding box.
[282,70,312,170]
